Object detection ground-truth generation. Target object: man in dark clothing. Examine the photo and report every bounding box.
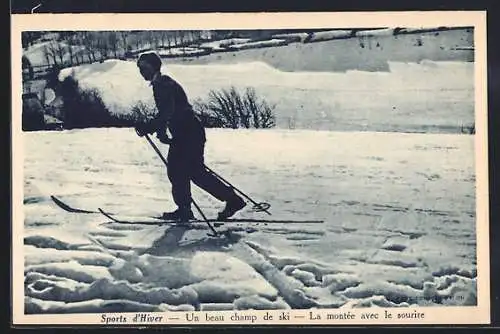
[135,51,246,222]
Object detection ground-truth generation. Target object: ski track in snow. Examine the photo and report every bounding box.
[21,128,477,313]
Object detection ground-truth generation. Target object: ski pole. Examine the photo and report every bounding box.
[202,164,272,215]
[142,133,218,236]
[141,130,271,215]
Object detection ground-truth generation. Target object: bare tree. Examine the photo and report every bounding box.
[192,30,202,44]
[70,32,84,64]
[184,31,192,44]
[180,31,188,47]
[148,31,157,49]
[130,31,142,52]
[173,31,181,47]
[67,43,75,66]
[107,31,120,58]
[64,34,81,66]
[48,40,67,65]
[96,33,109,60]
[43,45,54,66]
[22,55,34,80]
[151,31,162,49]
[192,86,276,129]
[75,38,86,64]
[42,40,63,66]
[191,30,201,43]
[22,32,42,49]
[119,31,129,57]
[80,32,97,62]
[165,31,174,54]
[208,88,242,129]
[159,31,168,47]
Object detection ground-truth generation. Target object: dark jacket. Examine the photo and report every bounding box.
[151,74,205,146]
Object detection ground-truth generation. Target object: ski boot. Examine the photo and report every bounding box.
[217,196,246,220]
[162,207,195,222]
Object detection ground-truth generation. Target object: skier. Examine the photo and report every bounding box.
[135,51,246,222]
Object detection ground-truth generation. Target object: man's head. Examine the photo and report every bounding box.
[137,52,162,81]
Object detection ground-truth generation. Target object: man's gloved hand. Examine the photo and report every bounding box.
[156,132,173,145]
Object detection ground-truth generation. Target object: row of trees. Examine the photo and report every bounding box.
[26,29,345,69]
[26,30,217,69]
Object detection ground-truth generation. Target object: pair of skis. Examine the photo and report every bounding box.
[50,134,324,237]
[50,195,324,237]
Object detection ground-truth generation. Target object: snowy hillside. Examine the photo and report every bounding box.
[169,28,473,72]
[58,59,474,133]
[23,128,477,313]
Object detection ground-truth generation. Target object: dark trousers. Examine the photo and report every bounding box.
[167,142,236,209]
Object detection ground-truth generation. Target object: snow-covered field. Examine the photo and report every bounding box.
[200,38,252,51]
[19,46,480,315]
[58,59,474,134]
[355,29,396,37]
[226,39,288,50]
[157,47,209,57]
[307,30,353,41]
[22,128,477,313]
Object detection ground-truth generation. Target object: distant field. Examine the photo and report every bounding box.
[167,28,474,72]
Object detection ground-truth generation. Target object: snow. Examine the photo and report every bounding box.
[23,42,53,66]
[157,47,207,57]
[25,260,114,283]
[219,38,252,46]
[57,59,473,133]
[308,30,353,42]
[199,38,288,52]
[272,33,310,42]
[129,42,156,54]
[58,60,152,117]
[22,125,477,313]
[200,38,252,51]
[21,53,478,313]
[398,28,450,34]
[227,39,288,50]
[355,29,395,37]
[233,296,289,310]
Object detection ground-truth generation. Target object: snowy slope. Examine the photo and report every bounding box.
[58,59,474,133]
[23,128,477,313]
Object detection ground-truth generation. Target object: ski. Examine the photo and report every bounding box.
[98,208,221,228]
[51,195,100,214]
[99,208,224,237]
[97,208,324,225]
[52,195,324,226]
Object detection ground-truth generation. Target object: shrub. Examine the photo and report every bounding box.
[22,93,46,131]
[193,86,276,129]
[59,75,113,129]
[58,76,158,129]
[129,101,157,123]
[110,101,158,128]
[46,65,62,90]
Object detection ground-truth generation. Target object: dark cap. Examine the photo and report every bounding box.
[137,52,162,71]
